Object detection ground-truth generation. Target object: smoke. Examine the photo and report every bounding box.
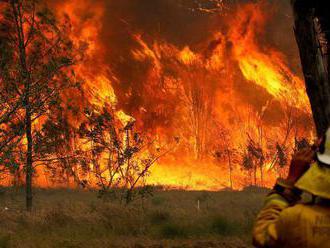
[25,0,314,190]
[50,0,311,139]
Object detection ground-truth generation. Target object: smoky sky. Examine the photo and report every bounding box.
[102,0,219,47]
[50,0,300,84]
[49,0,304,129]
[99,0,296,48]
[98,0,301,113]
[48,0,299,66]
[97,0,300,79]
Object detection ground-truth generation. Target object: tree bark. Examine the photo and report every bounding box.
[292,0,330,136]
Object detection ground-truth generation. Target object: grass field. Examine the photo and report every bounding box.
[0,187,268,248]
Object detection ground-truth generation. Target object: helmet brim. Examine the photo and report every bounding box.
[317,152,330,165]
[295,163,330,199]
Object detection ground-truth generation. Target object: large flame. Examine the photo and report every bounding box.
[1,1,314,190]
[230,4,308,109]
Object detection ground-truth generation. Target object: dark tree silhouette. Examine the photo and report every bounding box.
[292,0,330,136]
[0,0,81,210]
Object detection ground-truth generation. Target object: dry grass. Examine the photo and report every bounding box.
[0,186,268,248]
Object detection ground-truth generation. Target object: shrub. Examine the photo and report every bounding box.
[151,196,166,206]
[149,210,170,225]
[44,208,73,227]
[196,192,211,202]
[0,235,10,248]
[211,216,241,236]
[160,223,187,239]
[100,205,147,236]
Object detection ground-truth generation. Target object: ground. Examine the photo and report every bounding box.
[0,187,268,248]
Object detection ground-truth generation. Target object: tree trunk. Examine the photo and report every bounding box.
[12,0,33,211]
[260,162,263,187]
[292,0,330,136]
[254,165,257,186]
[227,150,233,189]
[25,108,33,211]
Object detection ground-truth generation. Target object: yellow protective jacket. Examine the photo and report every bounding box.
[253,192,330,248]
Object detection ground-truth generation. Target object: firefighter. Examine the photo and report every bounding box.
[253,128,330,247]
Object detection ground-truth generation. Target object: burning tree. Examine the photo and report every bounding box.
[33,114,80,187]
[241,137,265,187]
[0,0,317,193]
[177,48,218,160]
[213,125,239,189]
[76,106,174,203]
[238,107,267,187]
[0,0,81,210]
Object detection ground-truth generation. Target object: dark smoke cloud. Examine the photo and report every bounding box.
[51,0,302,129]
[98,0,222,114]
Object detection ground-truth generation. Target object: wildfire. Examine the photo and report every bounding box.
[230,4,308,110]
[88,75,118,107]
[0,0,314,190]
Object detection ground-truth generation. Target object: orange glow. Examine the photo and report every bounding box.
[0,1,315,190]
[230,4,308,109]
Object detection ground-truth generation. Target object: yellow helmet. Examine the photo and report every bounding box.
[295,162,330,199]
[295,128,330,199]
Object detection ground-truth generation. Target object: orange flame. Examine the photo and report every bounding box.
[1,1,314,190]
